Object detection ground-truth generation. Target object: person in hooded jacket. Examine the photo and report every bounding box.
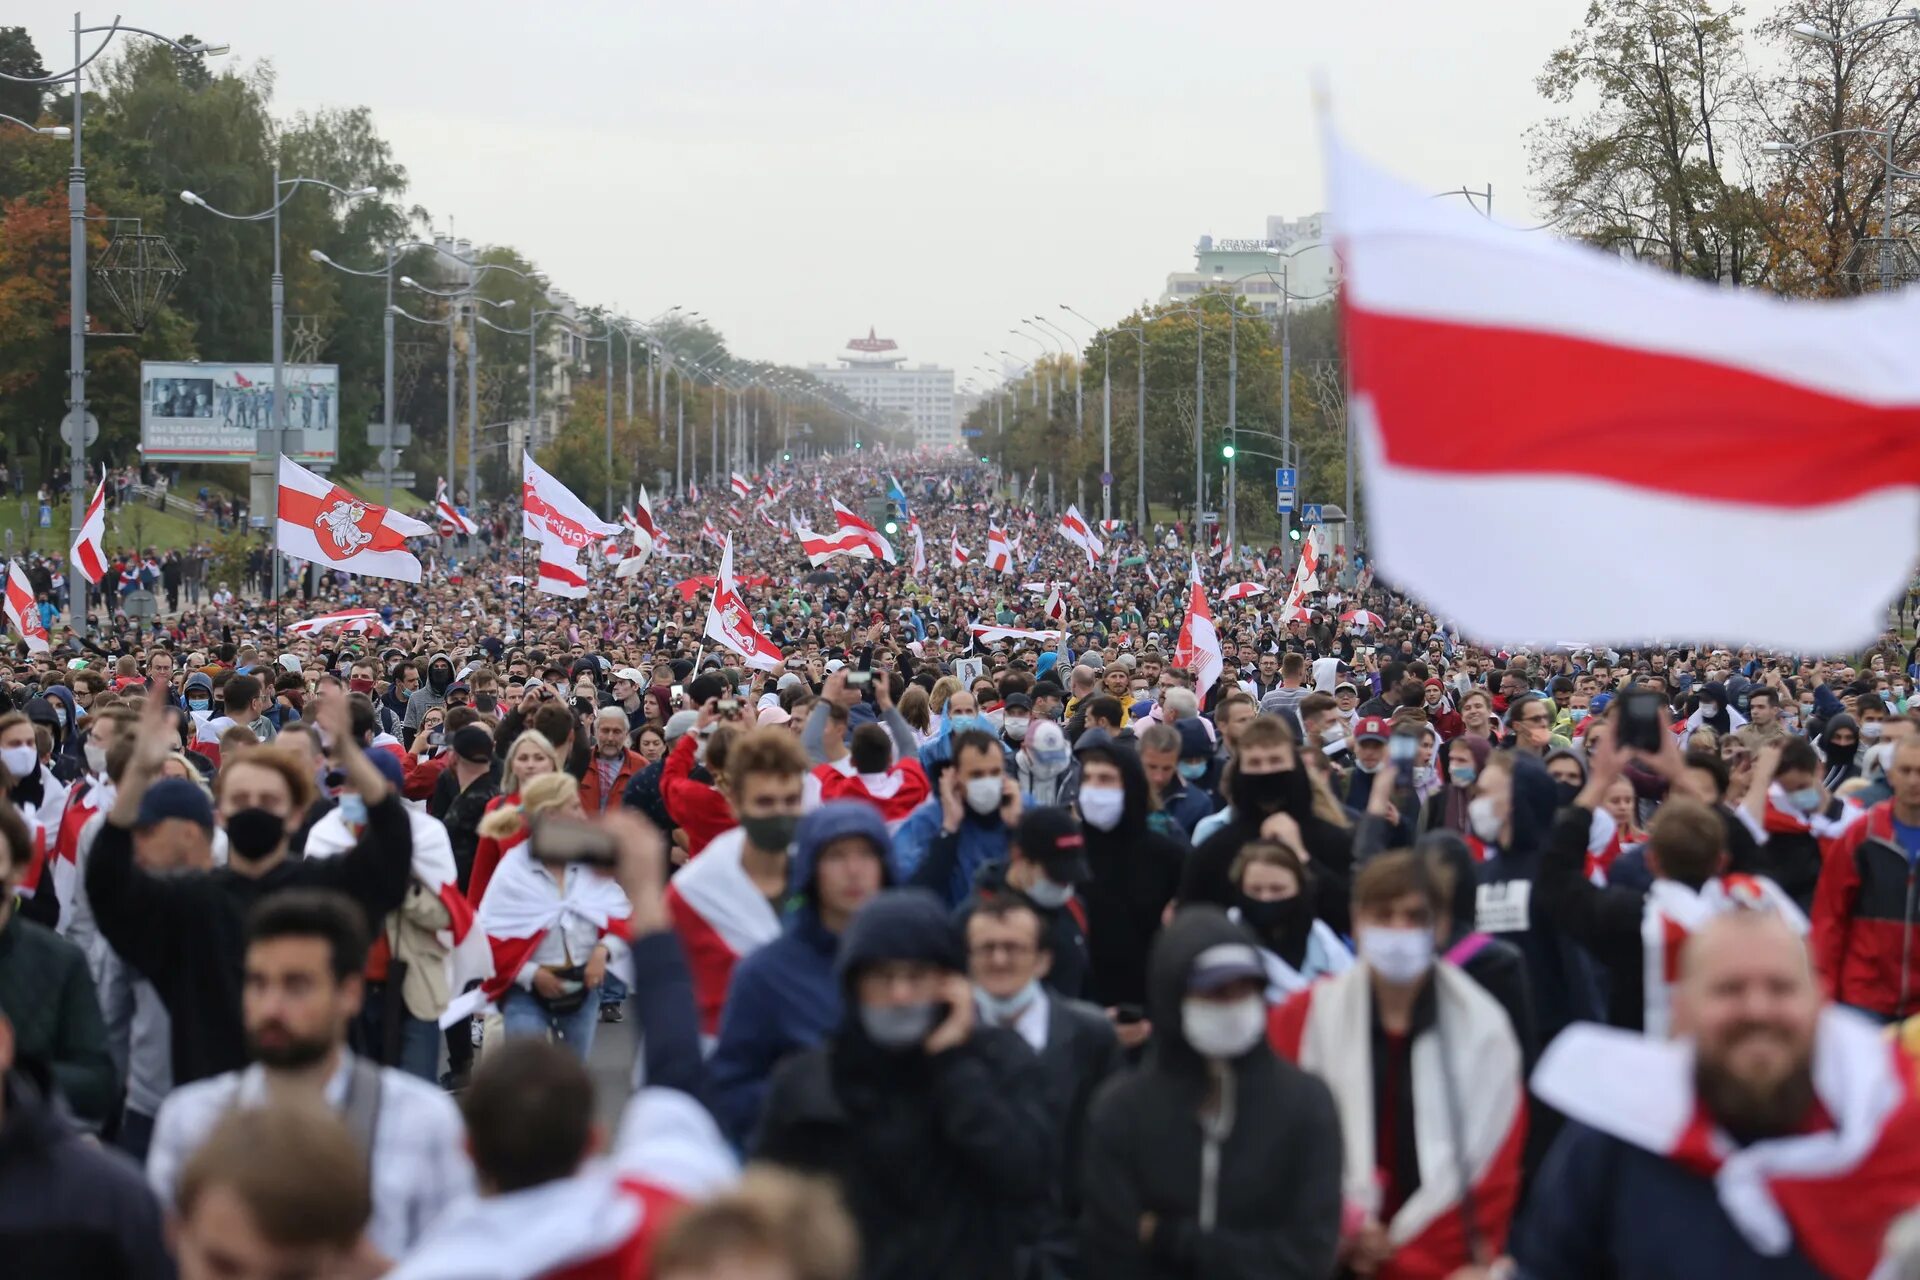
[1073,740,1185,1010]
[1819,712,1862,791]
[1079,907,1342,1280]
[754,888,1054,1280]
[1416,830,1539,1068]
[710,800,890,1145]
[1015,719,1075,808]
[964,806,1093,1001]
[402,651,455,735]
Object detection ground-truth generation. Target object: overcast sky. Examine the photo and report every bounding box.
[19,1,1594,379]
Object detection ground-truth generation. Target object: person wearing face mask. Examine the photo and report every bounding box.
[181,671,216,723]
[1073,740,1186,1011]
[1082,907,1342,1280]
[755,889,1053,1280]
[1423,734,1492,836]
[665,728,811,1045]
[401,651,457,736]
[998,690,1035,749]
[965,806,1094,999]
[1228,841,1352,999]
[1268,851,1526,1279]
[963,894,1121,1280]
[86,687,412,1087]
[896,731,1028,908]
[1683,680,1746,739]
[1818,712,1863,791]
[1014,717,1075,807]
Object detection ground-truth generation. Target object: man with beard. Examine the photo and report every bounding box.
[1513,911,1920,1278]
[146,890,471,1266]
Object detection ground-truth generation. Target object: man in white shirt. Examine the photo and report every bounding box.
[147,888,472,1266]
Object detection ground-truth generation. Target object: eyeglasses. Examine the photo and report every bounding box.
[968,941,1037,960]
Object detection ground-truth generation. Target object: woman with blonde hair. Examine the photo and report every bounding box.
[467,732,567,904]
[927,676,961,716]
[897,685,934,746]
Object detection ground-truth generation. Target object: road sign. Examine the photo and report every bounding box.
[60,409,100,448]
[377,447,403,471]
[1275,467,1296,488]
[1302,503,1324,524]
[367,421,412,447]
[962,429,983,438]
[1277,489,1296,513]
[1099,471,1113,486]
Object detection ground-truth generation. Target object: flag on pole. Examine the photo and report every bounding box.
[730,472,753,500]
[537,545,590,599]
[986,525,1011,574]
[277,456,433,583]
[1335,124,1920,650]
[1059,505,1104,565]
[950,531,971,568]
[632,487,661,547]
[435,478,478,537]
[286,608,389,638]
[523,452,620,550]
[705,536,784,670]
[829,500,897,564]
[4,562,48,654]
[1099,518,1125,537]
[792,519,876,569]
[687,478,702,503]
[1174,572,1224,700]
[970,624,1062,649]
[886,472,911,518]
[699,519,723,547]
[69,467,107,585]
[911,519,926,575]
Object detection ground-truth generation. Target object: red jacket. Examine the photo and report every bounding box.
[466,793,520,906]
[405,750,452,802]
[662,733,736,856]
[1811,800,1920,1017]
[581,748,644,815]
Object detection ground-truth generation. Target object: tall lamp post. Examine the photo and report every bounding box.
[2,18,227,638]
[1062,306,1145,529]
[1761,128,1919,290]
[180,167,377,608]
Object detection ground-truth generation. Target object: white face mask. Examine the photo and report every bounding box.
[0,744,37,779]
[84,743,108,774]
[965,776,1005,817]
[1025,874,1074,909]
[975,979,1041,1023]
[1079,785,1125,831]
[1359,925,1435,985]
[1468,794,1503,844]
[1181,995,1267,1060]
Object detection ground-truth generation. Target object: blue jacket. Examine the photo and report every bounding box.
[708,801,890,1145]
[893,797,1022,909]
[1157,777,1216,836]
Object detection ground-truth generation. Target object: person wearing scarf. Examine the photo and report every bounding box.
[1819,713,1861,792]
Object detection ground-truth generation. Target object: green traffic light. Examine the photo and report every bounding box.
[854,441,863,449]
[1221,443,1235,459]
[782,452,791,461]
[1288,528,1302,542]
[884,520,899,535]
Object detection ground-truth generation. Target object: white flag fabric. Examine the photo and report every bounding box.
[1175,577,1223,700]
[1333,125,1920,650]
[538,545,590,599]
[286,609,388,638]
[70,468,107,585]
[1059,505,1104,565]
[704,536,784,670]
[986,525,1011,574]
[970,624,1061,649]
[523,452,620,550]
[793,518,876,569]
[277,456,433,584]
[436,479,479,535]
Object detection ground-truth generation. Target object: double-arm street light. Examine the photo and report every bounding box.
[1761,127,1920,290]
[2,15,227,637]
[1061,306,1144,530]
[180,166,377,606]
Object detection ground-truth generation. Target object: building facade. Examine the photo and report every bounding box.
[808,328,957,448]
[1161,213,1338,314]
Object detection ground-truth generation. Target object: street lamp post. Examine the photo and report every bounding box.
[1762,127,1920,290]
[1,16,227,638]
[181,166,377,609]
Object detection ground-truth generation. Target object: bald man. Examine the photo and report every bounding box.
[1512,912,1920,1279]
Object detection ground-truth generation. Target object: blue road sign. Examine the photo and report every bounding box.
[1277,489,1296,513]
[1302,503,1324,524]
[1275,467,1296,488]
[961,429,983,438]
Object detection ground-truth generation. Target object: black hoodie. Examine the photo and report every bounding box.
[1074,739,1186,1009]
[1080,908,1342,1280]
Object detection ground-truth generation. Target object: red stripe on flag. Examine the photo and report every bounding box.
[279,484,414,554]
[1347,304,1920,507]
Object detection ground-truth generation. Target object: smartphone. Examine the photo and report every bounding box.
[529,814,618,868]
[848,671,872,687]
[1619,688,1665,753]
[670,684,684,705]
[717,699,739,715]
[1388,723,1421,789]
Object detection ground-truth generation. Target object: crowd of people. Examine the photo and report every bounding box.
[4,451,1920,1279]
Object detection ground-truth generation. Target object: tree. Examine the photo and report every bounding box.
[1531,0,1769,282]
[0,27,47,125]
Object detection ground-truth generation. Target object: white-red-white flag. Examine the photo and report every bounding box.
[705,536,784,670]
[4,562,48,654]
[286,608,388,638]
[792,518,875,569]
[950,531,971,567]
[277,456,433,583]
[522,452,620,550]
[1222,581,1268,602]
[436,478,478,536]
[970,624,1062,649]
[1335,126,1920,650]
[633,487,660,547]
[699,519,723,547]
[687,477,702,503]
[538,544,590,599]
[1282,532,1322,622]
[829,499,896,564]
[1043,583,1067,624]
[70,467,107,585]
[1174,574,1223,700]
[1059,505,1104,565]
[986,525,1011,574]
[729,472,752,500]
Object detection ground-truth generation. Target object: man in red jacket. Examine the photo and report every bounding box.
[1811,735,1920,1021]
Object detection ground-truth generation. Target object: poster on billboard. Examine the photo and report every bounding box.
[139,361,340,464]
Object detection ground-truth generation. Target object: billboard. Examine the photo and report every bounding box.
[140,361,340,464]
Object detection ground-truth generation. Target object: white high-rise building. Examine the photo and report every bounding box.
[809,328,956,447]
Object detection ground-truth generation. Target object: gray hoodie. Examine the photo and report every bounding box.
[402,651,455,733]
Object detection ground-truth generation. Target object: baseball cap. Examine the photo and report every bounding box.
[1002,692,1033,712]
[446,681,472,698]
[135,778,214,832]
[1187,942,1266,993]
[450,725,493,764]
[613,667,647,685]
[1335,681,1359,695]
[1354,715,1391,744]
[757,705,793,727]
[1015,807,1093,885]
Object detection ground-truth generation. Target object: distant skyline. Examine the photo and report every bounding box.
[16,1,1594,379]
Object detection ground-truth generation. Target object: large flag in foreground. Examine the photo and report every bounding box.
[277,457,433,583]
[4,562,47,653]
[705,536,784,670]
[1333,129,1920,650]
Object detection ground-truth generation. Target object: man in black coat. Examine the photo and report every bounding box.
[1080,907,1342,1280]
[755,888,1054,1280]
[964,892,1121,1279]
[1071,736,1185,1010]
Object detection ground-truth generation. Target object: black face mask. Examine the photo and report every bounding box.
[1232,768,1298,820]
[1236,891,1313,952]
[225,807,287,862]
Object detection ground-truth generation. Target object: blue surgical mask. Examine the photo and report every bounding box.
[974,979,1041,1023]
[338,793,369,828]
[1786,786,1822,813]
[1452,764,1478,787]
[188,697,209,711]
[1177,760,1208,781]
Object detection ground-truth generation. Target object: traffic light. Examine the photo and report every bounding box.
[1221,441,1236,459]
[782,451,791,462]
[854,440,863,450]
[1288,527,1302,542]
[979,454,989,463]
[883,501,900,536]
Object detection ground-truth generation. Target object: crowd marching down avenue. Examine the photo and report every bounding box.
[14,4,1920,1280]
